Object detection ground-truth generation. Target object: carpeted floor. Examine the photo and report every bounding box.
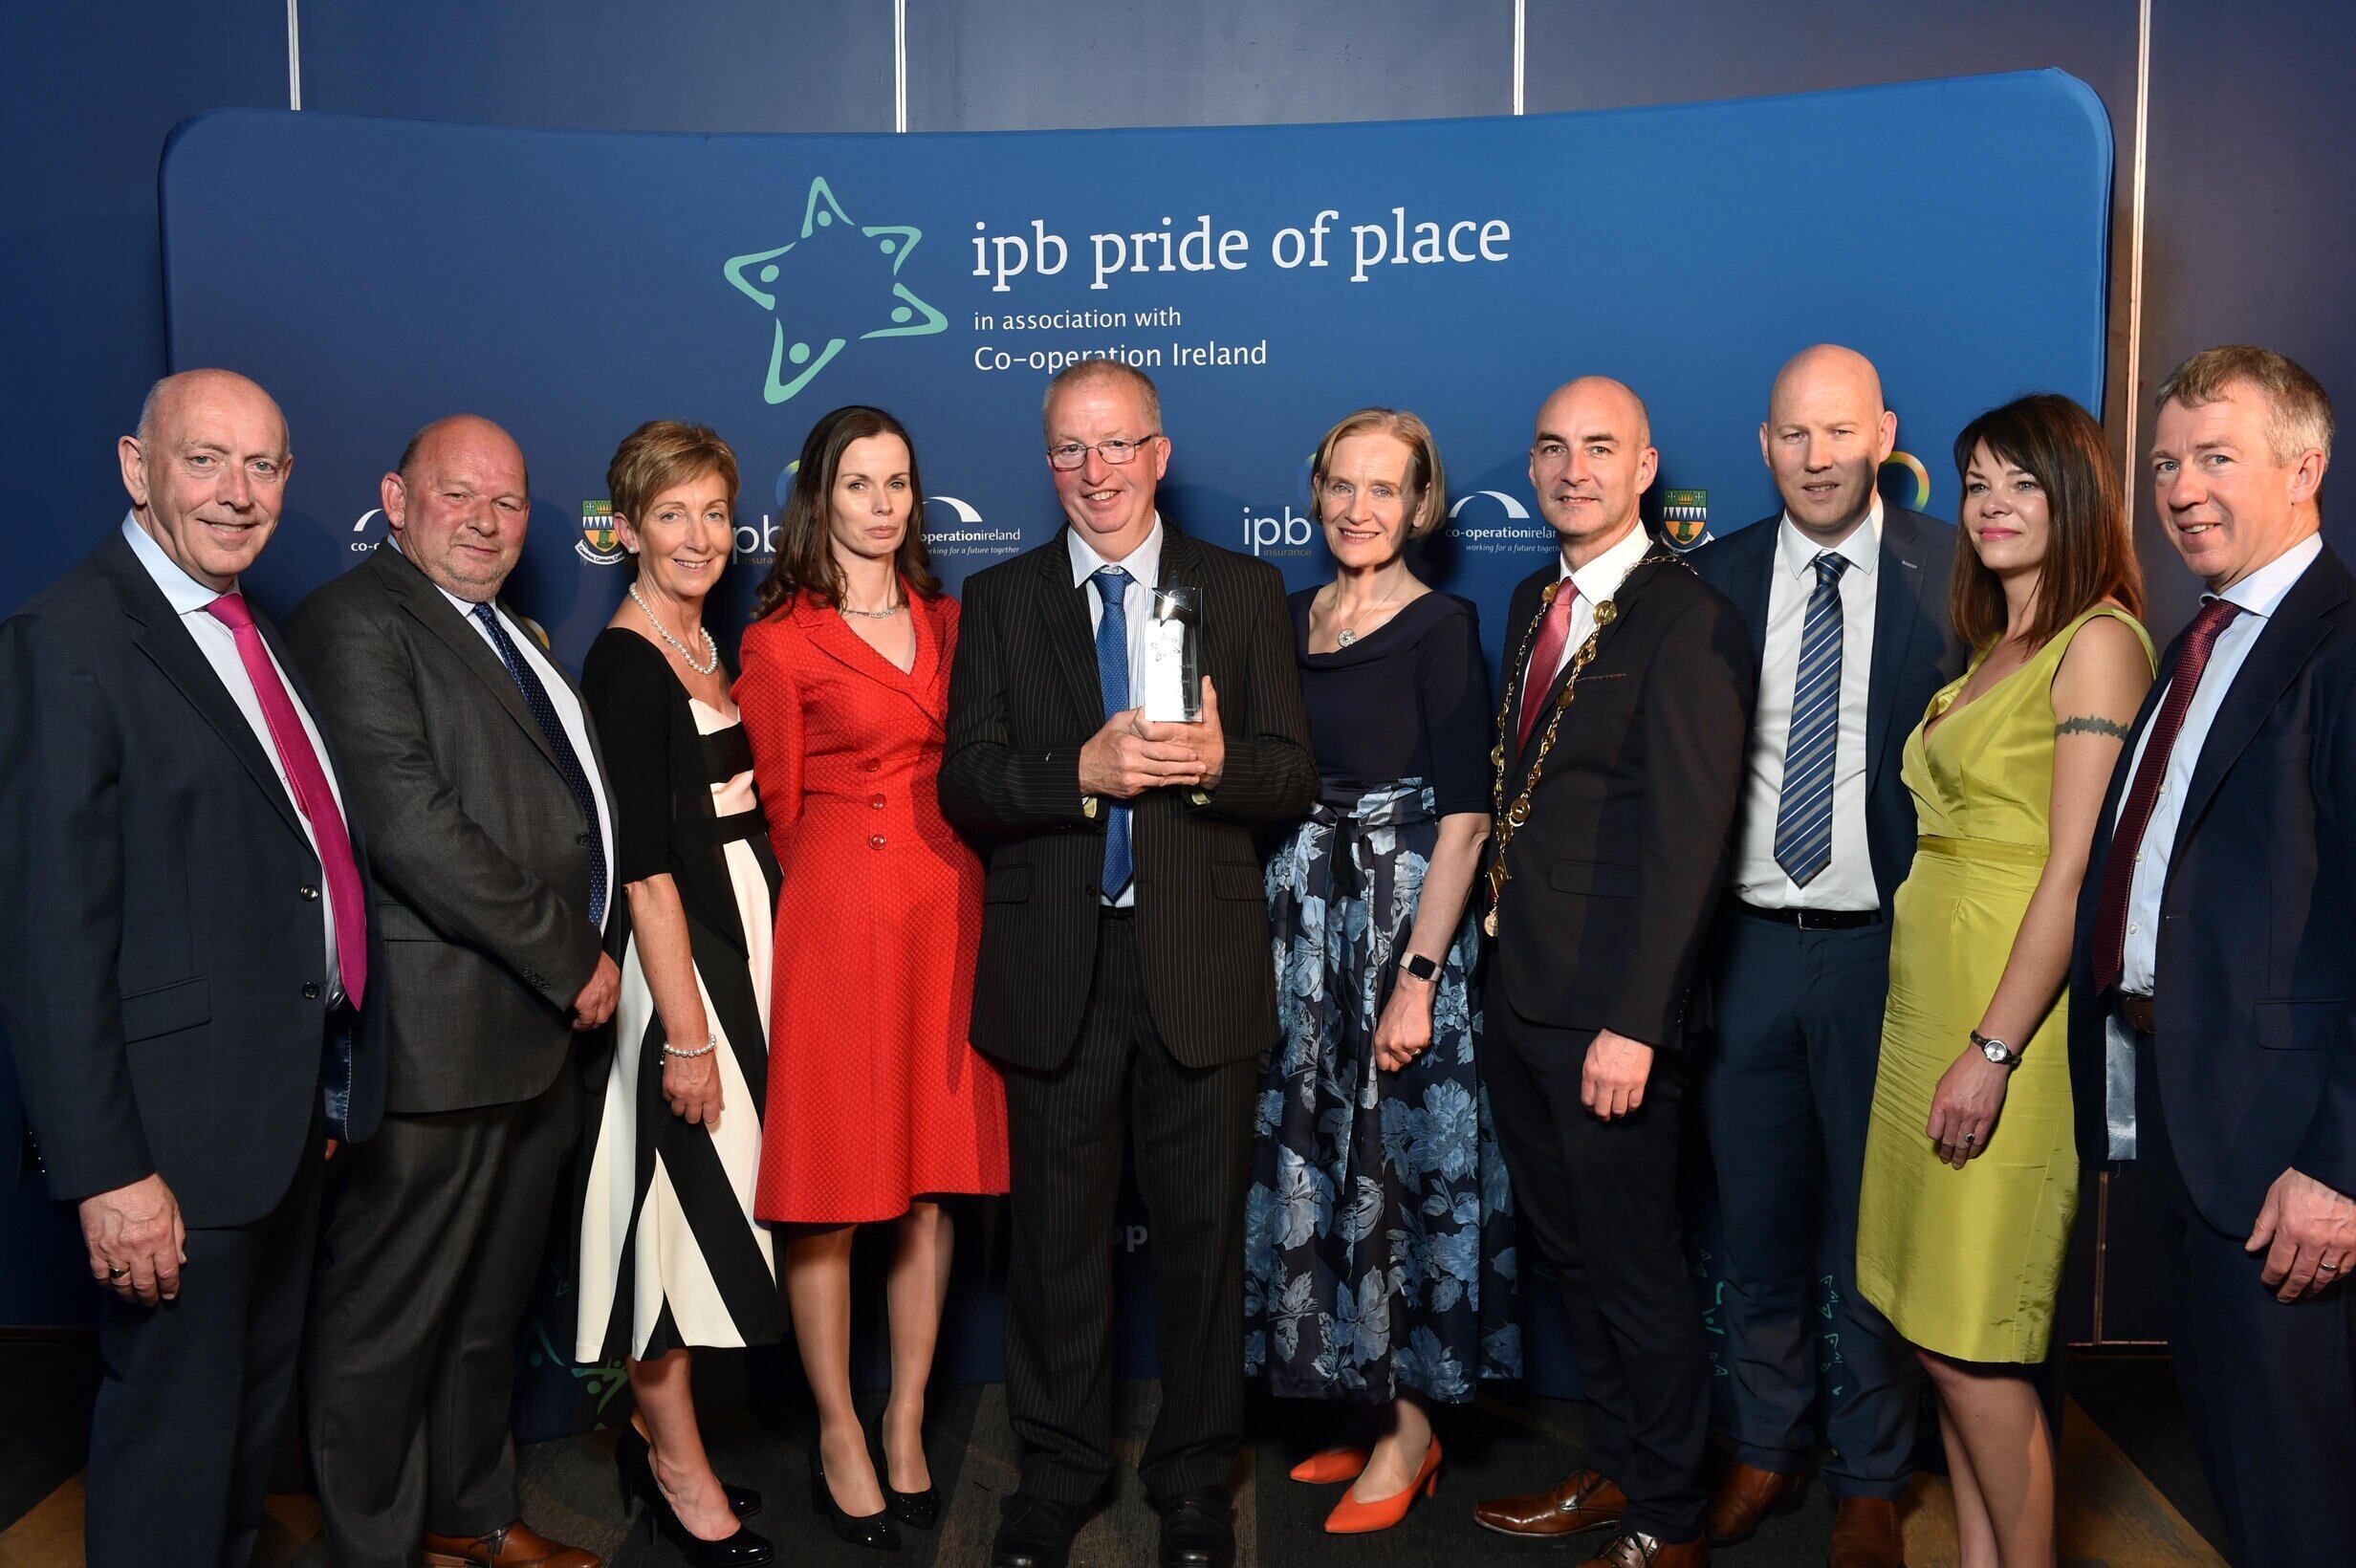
[0,1339,2229,1567]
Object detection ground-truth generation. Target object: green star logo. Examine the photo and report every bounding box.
[723,176,948,405]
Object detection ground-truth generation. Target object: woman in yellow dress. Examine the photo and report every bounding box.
[1856,393,2152,1568]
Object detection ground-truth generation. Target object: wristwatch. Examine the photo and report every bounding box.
[1401,952,1441,984]
[1972,1029,2022,1068]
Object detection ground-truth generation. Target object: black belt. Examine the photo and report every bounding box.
[1738,902,1881,930]
[2118,992,2156,1034]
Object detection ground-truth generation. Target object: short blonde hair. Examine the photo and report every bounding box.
[1311,407,1448,539]
[2156,344,2335,466]
[606,420,741,532]
[1042,359,1162,433]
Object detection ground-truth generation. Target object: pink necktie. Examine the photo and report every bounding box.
[1516,580,1580,752]
[205,594,368,1006]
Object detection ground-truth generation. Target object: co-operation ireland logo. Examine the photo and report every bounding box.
[579,500,627,566]
[724,176,949,406]
[1450,490,1550,556]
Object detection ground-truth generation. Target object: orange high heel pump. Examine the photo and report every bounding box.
[1322,1437,1442,1535]
[1289,1448,1373,1485]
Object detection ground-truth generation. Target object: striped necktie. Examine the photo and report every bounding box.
[1773,552,1850,885]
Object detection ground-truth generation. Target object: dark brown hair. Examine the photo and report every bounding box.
[750,405,940,621]
[1949,392,2143,653]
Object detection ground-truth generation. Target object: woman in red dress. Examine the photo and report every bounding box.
[736,405,1008,1553]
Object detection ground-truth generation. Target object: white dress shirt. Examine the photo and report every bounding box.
[2103,532,2323,1155]
[121,513,351,1001]
[1544,521,1658,683]
[1066,515,1167,909]
[1733,500,1884,910]
[394,538,618,931]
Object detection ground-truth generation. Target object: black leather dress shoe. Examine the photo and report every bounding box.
[1156,1490,1236,1568]
[991,1492,1080,1568]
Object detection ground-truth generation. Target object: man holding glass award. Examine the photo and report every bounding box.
[941,360,1316,1568]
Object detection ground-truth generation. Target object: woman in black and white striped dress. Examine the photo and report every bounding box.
[575,421,778,1565]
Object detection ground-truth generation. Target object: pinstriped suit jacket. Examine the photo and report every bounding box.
[941,524,1316,1071]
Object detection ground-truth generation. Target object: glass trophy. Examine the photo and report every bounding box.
[1140,585,1202,723]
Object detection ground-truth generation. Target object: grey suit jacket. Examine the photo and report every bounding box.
[285,544,610,1114]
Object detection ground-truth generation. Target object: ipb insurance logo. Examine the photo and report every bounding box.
[578,500,627,566]
[724,176,948,406]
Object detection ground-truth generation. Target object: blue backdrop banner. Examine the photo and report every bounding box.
[142,71,2109,1418]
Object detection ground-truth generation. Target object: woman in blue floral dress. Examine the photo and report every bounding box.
[1243,408,1517,1535]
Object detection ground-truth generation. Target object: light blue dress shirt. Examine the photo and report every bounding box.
[2104,533,2323,1156]
[1066,515,1166,910]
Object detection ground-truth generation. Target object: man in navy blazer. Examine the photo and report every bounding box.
[2070,345,2356,1566]
[0,370,384,1567]
[1686,346,1960,1564]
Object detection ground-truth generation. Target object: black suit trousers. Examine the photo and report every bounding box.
[1485,1001,1710,1543]
[304,1070,579,1567]
[1000,913,1259,1505]
[85,1128,324,1568]
[2134,1034,2356,1566]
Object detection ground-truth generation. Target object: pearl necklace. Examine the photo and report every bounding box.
[628,582,718,675]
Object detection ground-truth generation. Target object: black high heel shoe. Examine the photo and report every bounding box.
[613,1424,764,1519]
[874,1418,941,1531]
[810,1442,903,1553]
[615,1427,774,1564]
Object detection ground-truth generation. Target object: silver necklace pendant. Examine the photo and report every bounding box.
[628,581,718,676]
[1336,628,1358,646]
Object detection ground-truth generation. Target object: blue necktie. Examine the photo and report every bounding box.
[1091,566,1134,899]
[471,602,608,926]
[1774,552,1850,885]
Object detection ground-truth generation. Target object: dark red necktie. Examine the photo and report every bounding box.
[2091,598,2242,993]
[1516,581,1580,752]
[206,594,369,1006]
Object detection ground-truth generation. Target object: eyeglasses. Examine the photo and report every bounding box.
[1045,434,1162,471]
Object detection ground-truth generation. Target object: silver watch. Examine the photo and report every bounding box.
[1972,1030,2021,1068]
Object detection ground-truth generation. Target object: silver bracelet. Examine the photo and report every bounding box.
[661,1034,717,1059]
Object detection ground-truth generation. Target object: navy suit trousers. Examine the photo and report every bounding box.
[1697,911,1918,1497]
[2136,1033,2356,1566]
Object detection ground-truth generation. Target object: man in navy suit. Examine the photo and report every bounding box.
[2070,344,2356,1566]
[1687,346,1959,1567]
[0,370,383,1567]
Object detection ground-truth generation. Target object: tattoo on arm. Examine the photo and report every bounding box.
[2056,714,2131,740]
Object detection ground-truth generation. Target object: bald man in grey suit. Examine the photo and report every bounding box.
[289,416,616,1568]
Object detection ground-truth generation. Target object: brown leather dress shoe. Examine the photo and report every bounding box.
[1703,1461,1803,1546]
[422,1519,602,1567]
[1827,1496,1905,1568]
[1579,1529,1709,1568]
[1473,1467,1627,1537]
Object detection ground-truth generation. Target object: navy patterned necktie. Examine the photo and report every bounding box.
[1092,566,1134,898]
[1774,552,1851,885]
[471,601,607,926]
